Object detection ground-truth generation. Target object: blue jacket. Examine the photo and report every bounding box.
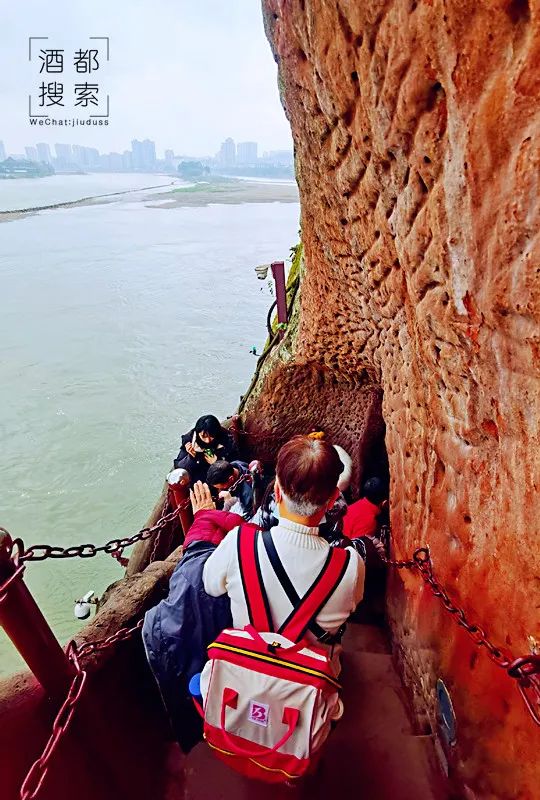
[142,540,233,752]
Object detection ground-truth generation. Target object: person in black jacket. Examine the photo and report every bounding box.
[206,459,253,519]
[142,491,243,752]
[173,414,239,484]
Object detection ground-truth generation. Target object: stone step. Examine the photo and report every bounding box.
[184,622,449,800]
[343,621,392,654]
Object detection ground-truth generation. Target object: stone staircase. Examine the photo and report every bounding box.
[183,623,449,799]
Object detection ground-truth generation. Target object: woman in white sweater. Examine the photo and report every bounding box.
[202,435,365,648]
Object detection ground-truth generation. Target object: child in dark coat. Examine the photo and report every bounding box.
[173,414,239,484]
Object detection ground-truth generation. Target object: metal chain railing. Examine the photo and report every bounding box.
[227,472,251,494]
[380,539,540,726]
[9,506,183,568]
[17,536,540,800]
[5,474,252,572]
[2,504,538,800]
[20,620,143,800]
[6,473,251,799]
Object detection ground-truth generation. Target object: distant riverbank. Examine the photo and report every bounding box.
[0,173,174,216]
[0,176,299,222]
[0,181,178,222]
[146,178,299,209]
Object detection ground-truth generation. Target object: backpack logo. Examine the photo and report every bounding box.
[248,700,269,727]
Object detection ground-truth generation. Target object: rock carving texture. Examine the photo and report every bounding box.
[245,2,540,797]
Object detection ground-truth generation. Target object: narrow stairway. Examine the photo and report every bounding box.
[182,623,449,800]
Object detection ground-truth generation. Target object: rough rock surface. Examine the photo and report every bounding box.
[244,2,540,797]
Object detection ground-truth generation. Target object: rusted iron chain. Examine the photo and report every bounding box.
[20,620,143,800]
[9,507,183,566]
[4,484,229,570]
[412,548,513,668]
[383,544,540,725]
[227,472,251,493]
[76,618,143,660]
[147,494,195,564]
[12,539,540,800]
[148,528,163,564]
[507,655,540,724]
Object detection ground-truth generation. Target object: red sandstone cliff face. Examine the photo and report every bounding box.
[244,2,540,797]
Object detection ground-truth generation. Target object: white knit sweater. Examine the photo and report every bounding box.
[203,518,365,639]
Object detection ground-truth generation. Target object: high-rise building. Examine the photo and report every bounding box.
[141,139,156,169]
[108,152,123,171]
[164,149,174,162]
[36,143,52,163]
[122,150,133,171]
[131,140,142,169]
[131,139,156,171]
[25,146,39,162]
[85,147,100,168]
[0,141,6,161]
[72,145,85,166]
[131,139,143,169]
[237,141,258,164]
[71,146,100,168]
[218,138,236,166]
[55,143,72,162]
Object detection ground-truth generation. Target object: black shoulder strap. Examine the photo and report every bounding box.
[261,529,345,644]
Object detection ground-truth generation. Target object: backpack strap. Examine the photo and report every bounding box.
[261,530,343,644]
[237,524,274,632]
[277,544,350,643]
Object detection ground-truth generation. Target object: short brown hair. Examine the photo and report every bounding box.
[276,435,343,515]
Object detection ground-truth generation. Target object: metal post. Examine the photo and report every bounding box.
[0,532,75,697]
[271,261,288,339]
[166,468,193,537]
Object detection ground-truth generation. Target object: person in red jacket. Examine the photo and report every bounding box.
[343,477,388,540]
[182,493,245,548]
[143,483,252,752]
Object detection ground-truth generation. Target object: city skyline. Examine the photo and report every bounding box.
[0,134,294,180]
[0,136,293,164]
[0,135,294,165]
[1,2,293,157]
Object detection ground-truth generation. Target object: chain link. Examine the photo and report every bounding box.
[76,618,143,660]
[19,620,143,800]
[13,508,181,566]
[4,488,193,571]
[147,495,195,564]
[8,510,540,800]
[411,548,514,669]
[10,530,540,800]
[382,543,540,724]
[227,472,251,493]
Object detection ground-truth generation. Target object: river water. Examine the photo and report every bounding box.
[0,174,300,675]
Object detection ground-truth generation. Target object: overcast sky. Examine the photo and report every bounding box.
[0,1,293,158]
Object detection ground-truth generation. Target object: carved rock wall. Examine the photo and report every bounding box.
[250,2,540,797]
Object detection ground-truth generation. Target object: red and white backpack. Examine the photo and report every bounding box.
[199,525,350,784]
